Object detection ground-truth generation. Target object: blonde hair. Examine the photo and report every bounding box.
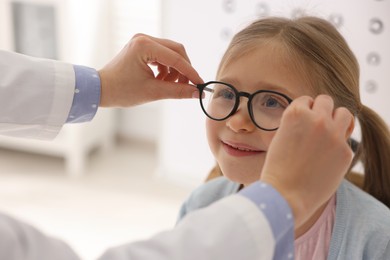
[216,16,390,208]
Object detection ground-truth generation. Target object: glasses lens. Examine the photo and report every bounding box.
[201,83,236,120]
[251,92,290,130]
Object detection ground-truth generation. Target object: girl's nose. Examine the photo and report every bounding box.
[226,102,256,133]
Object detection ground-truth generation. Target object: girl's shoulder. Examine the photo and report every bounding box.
[338,179,390,221]
[177,177,240,221]
[329,180,390,259]
[185,176,240,209]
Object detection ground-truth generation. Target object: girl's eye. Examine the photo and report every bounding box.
[258,94,289,109]
[215,88,235,100]
[265,97,281,108]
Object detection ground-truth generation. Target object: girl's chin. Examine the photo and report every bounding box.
[222,171,260,186]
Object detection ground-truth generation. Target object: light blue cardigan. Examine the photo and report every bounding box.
[178,178,390,260]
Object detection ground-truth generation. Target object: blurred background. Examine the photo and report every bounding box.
[0,0,389,259]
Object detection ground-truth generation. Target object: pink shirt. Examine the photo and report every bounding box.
[294,194,336,260]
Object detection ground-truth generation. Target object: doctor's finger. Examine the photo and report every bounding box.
[177,74,190,84]
[283,96,314,117]
[148,80,197,100]
[311,95,334,116]
[144,40,203,84]
[131,33,202,84]
[163,68,181,82]
[155,64,168,80]
[289,95,314,109]
[333,107,355,139]
[133,33,192,63]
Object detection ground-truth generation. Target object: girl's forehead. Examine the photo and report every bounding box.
[219,42,295,75]
[218,46,314,98]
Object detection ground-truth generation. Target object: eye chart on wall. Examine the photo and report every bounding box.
[158,0,389,186]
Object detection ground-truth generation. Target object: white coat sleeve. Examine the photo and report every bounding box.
[98,195,275,260]
[0,195,275,260]
[0,50,75,139]
[0,212,80,260]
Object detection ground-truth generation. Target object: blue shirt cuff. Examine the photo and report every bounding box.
[66,65,101,123]
[239,181,295,259]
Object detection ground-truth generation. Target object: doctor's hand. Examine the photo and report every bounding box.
[98,34,203,107]
[260,95,354,229]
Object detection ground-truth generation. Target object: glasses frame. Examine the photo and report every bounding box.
[196,81,293,131]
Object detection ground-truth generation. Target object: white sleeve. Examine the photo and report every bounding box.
[0,195,275,260]
[0,50,75,139]
[0,212,80,260]
[98,195,275,260]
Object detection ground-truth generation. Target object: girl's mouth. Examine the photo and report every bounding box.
[222,141,263,157]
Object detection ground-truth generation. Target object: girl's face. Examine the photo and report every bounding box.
[207,43,313,185]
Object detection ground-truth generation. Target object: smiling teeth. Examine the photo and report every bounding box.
[224,141,258,152]
[236,147,253,152]
[229,144,255,152]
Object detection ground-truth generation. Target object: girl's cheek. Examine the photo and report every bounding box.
[206,118,218,136]
[253,128,276,150]
[206,119,221,151]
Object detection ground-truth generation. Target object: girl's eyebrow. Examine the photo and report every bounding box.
[257,82,296,98]
[218,78,296,98]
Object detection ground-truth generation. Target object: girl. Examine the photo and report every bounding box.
[177,17,390,259]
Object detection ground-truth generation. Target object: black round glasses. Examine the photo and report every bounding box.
[196,81,293,131]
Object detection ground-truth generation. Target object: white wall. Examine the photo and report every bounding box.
[0,0,112,67]
[157,0,390,187]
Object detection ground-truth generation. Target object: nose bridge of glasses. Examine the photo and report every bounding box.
[236,91,251,109]
[238,91,251,99]
[227,91,258,131]
[232,91,253,120]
